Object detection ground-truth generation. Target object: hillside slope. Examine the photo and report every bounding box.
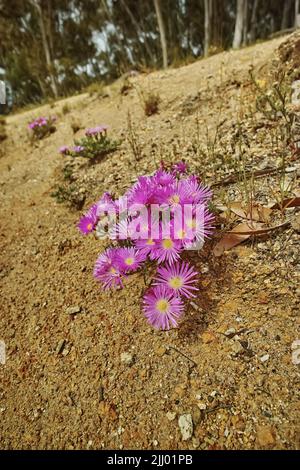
[0,35,299,450]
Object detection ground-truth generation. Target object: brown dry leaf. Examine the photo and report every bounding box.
[229,202,272,223]
[271,197,300,210]
[213,221,263,257]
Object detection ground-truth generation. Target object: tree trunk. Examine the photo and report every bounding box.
[153,0,168,68]
[204,0,212,56]
[242,0,248,46]
[233,0,245,49]
[249,0,259,43]
[281,0,292,30]
[295,0,300,27]
[120,0,154,65]
[29,0,58,98]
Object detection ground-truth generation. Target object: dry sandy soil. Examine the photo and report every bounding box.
[0,34,299,450]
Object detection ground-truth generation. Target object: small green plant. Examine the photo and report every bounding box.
[0,116,7,142]
[59,125,120,161]
[249,69,295,139]
[51,184,86,210]
[143,92,160,116]
[126,111,143,161]
[28,116,56,140]
[62,103,71,115]
[86,81,105,97]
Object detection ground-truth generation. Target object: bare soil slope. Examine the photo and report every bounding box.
[0,35,299,450]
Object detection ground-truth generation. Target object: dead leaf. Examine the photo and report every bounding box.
[229,202,272,223]
[213,221,289,257]
[213,222,261,256]
[271,197,300,210]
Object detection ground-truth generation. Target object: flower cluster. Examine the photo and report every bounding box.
[28,116,56,139]
[59,124,120,160]
[78,162,214,330]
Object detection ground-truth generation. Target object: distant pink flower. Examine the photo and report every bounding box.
[115,247,146,272]
[72,145,84,153]
[77,204,98,235]
[85,125,108,137]
[154,261,198,298]
[143,285,184,330]
[59,145,69,155]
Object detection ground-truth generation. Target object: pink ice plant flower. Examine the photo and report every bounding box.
[85,125,108,137]
[72,145,84,153]
[149,237,183,264]
[173,161,187,174]
[154,261,199,298]
[59,145,69,155]
[93,248,125,290]
[115,247,146,272]
[143,285,184,330]
[77,203,98,235]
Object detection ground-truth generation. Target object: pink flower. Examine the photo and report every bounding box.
[154,261,198,298]
[152,169,175,187]
[134,237,156,257]
[115,247,146,272]
[173,161,187,174]
[149,237,183,264]
[77,204,98,235]
[85,125,108,137]
[93,248,124,290]
[127,176,158,206]
[59,145,69,155]
[143,285,184,330]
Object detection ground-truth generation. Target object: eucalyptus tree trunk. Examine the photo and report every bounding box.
[295,0,300,28]
[153,0,168,68]
[249,0,259,43]
[29,0,58,98]
[233,0,245,49]
[204,0,212,56]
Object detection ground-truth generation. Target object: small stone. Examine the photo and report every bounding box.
[201,331,216,344]
[225,327,236,337]
[192,437,200,448]
[166,412,176,421]
[178,414,193,441]
[66,306,82,315]
[256,426,276,447]
[291,214,300,233]
[99,386,104,401]
[192,405,202,425]
[120,352,134,365]
[56,339,66,355]
[230,340,244,355]
[155,346,166,357]
[197,402,207,410]
[260,354,270,363]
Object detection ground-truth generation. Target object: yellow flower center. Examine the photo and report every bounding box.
[87,223,93,231]
[169,194,180,205]
[162,239,173,249]
[169,276,183,289]
[125,257,134,266]
[110,267,117,274]
[187,219,196,229]
[146,238,155,245]
[177,229,186,239]
[156,299,169,313]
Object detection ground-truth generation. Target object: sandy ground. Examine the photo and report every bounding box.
[0,35,299,450]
